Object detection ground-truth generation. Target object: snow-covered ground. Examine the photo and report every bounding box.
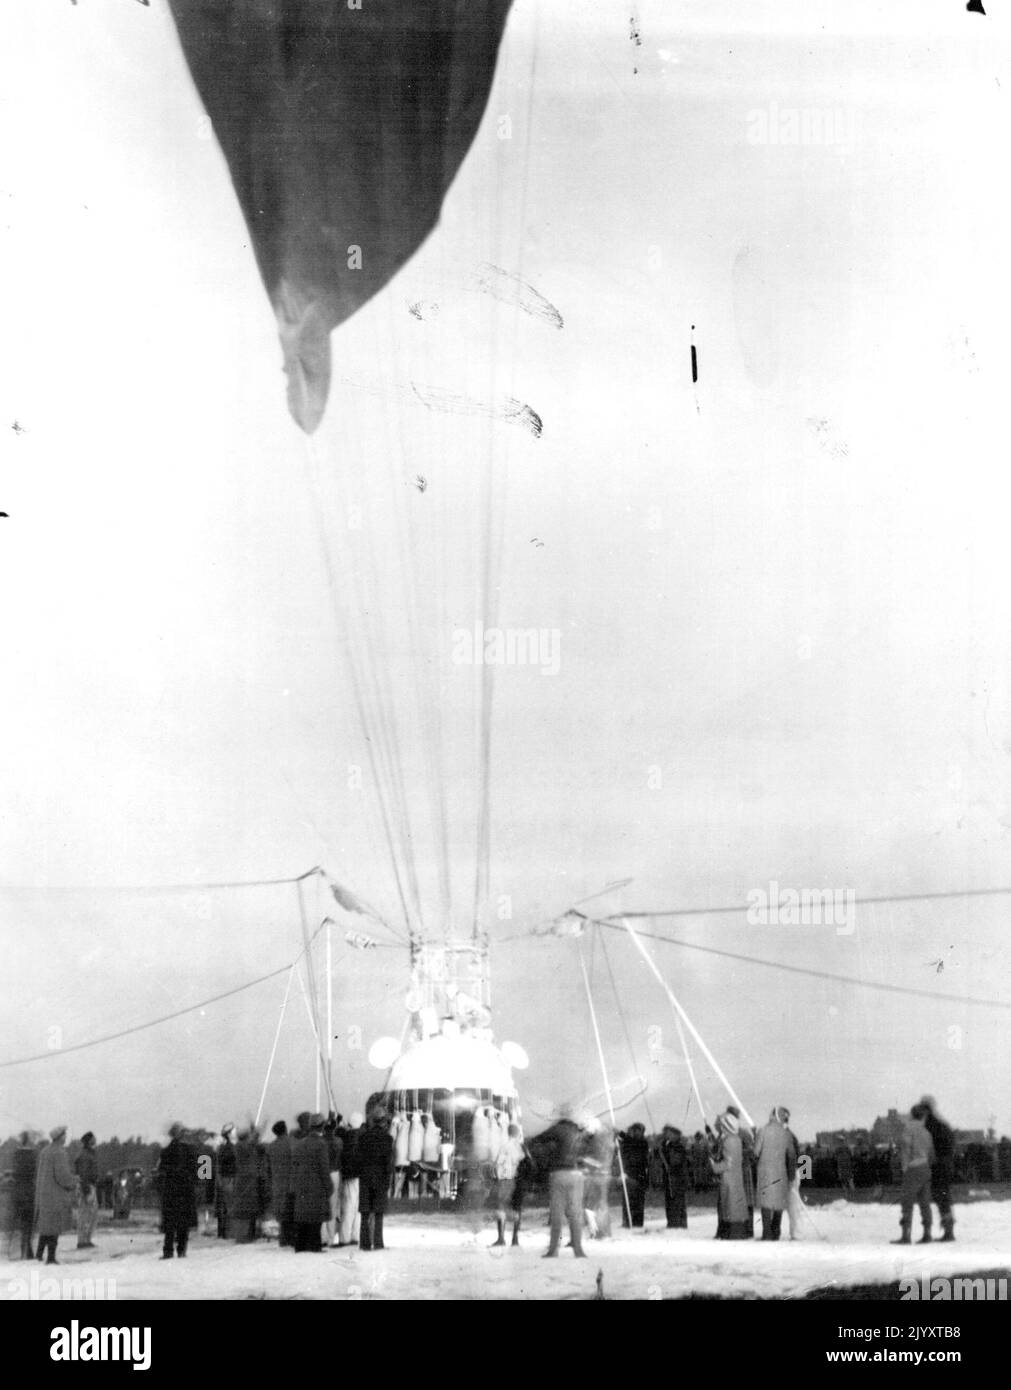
[4,1199,1011,1300]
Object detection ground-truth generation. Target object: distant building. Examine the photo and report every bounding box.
[817,1118,990,1150]
[871,1109,906,1147]
[816,1128,871,1149]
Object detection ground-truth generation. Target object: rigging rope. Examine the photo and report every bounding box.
[577,938,633,1229]
[297,876,325,1064]
[0,869,322,895]
[301,436,422,943]
[672,1011,707,1129]
[597,923,657,1135]
[0,919,324,1068]
[254,963,296,1129]
[620,918,755,1129]
[470,9,541,941]
[610,884,1011,920]
[296,958,335,1115]
[592,919,1011,1011]
[376,283,454,935]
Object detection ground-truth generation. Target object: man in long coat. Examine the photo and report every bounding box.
[659,1126,689,1230]
[232,1127,262,1243]
[193,1131,216,1235]
[290,1113,331,1252]
[582,1117,614,1240]
[690,1132,710,1190]
[920,1095,956,1242]
[709,1113,751,1239]
[12,1132,39,1259]
[268,1120,295,1247]
[617,1123,650,1229]
[357,1108,394,1252]
[34,1126,77,1264]
[726,1106,757,1228]
[74,1131,99,1250]
[754,1106,798,1241]
[215,1123,237,1238]
[155,1123,198,1259]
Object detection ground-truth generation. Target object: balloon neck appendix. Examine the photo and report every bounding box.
[167,0,514,433]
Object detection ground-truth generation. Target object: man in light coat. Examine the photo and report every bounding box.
[337,1112,363,1247]
[323,1115,343,1248]
[709,1113,751,1239]
[489,1121,526,1247]
[892,1103,935,1245]
[582,1117,614,1240]
[34,1126,77,1265]
[754,1106,798,1241]
[540,1107,588,1258]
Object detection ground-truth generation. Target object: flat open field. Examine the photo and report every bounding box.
[4,1192,1010,1301]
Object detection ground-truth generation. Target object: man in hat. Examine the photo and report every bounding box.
[155,1123,198,1259]
[919,1095,956,1242]
[618,1122,650,1229]
[215,1122,237,1239]
[709,1112,751,1239]
[658,1125,689,1231]
[725,1105,757,1230]
[357,1107,394,1252]
[74,1131,99,1250]
[337,1112,364,1247]
[268,1120,295,1247]
[232,1126,262,1243]
[34,1126,77,1265]
[892,1103,935,1245]
[540,1104,588,1258]
[754,1107,797,1241]
[290,1113,331,1252]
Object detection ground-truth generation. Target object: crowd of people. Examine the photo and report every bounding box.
[530,1095,962,1255]
[1,1092,973,1263]
[156,1110,397,1259]
[529,1106,805,1255]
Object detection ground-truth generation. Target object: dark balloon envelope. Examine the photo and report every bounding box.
[167,0,513,432]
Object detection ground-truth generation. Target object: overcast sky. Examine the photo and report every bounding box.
[1,0,1010,1143]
